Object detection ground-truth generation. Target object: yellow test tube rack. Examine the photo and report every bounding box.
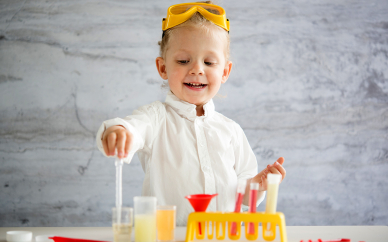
[185,212,287,242]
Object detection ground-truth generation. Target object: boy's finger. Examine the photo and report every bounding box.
[103,137,110,156]
[107,132,117,156]
[274,162,286,180]
[268,166,281,175]
[275,157,284,165]
[268,163,286,182]
[116,131,126,158]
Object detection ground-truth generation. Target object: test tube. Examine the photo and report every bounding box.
[265,174,282,213]
[248,182,259,234]
[134,196,157,242]
[230,179,247,236]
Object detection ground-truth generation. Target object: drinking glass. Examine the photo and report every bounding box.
[112,207,133,242]
[157,205,176,241]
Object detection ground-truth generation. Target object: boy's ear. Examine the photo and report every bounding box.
[221,61,233,83]
[156,57,168,80]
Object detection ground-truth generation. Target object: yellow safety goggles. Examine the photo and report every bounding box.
[162,3,230,32]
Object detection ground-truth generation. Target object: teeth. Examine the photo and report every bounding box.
[187,83,204,86]
[184,83,207,89]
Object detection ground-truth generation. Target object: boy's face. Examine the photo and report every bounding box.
[156,25,232,107]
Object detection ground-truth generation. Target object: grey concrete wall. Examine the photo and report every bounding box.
[0,0,387,226]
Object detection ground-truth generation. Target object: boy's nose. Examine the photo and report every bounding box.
[189,62,204,76]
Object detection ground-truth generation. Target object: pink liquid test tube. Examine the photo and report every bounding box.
[230,179,247,236]
[248,182,259,234]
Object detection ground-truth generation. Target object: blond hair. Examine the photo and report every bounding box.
[158,2,230,60]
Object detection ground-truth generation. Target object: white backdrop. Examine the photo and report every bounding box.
[0,0,387,226]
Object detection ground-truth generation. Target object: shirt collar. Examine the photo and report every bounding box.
[165,91,215,120]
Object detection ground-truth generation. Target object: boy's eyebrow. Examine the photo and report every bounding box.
[174,49,190,54]
[174,48,221,57]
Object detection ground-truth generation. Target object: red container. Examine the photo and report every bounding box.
[49,237,109,242]
[185,194,218,212]
[185,194,218,235]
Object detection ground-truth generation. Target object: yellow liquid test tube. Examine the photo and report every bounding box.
[265,173,282,213]
[263,174,282,241]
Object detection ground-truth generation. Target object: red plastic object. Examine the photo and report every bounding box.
[185,194,218,212]
[49,237,109,242]
[248,188,258,234]
[185,194,218,235]
[300,239,351,242]
[230,192,244,235]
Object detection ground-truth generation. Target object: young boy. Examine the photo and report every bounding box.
[96,2,286,225]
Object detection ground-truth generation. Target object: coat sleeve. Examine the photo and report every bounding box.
[95,101,164,164]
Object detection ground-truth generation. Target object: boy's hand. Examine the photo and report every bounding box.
[102,125,133,158]
[254,157,286,191]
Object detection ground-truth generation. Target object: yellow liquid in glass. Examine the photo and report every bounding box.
[265,183,279,213]
[156,210,176,241]
[113,223,132,242]
[135,214,156,242]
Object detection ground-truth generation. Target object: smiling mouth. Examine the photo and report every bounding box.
[184,83,207,88]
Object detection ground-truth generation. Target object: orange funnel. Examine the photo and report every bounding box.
[185,194,218,212]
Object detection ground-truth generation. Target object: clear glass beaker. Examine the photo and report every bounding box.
[134,196,157,242]
[112,207,133,242]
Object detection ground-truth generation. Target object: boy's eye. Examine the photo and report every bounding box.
[177,60,189,64]
[204,62,214,66]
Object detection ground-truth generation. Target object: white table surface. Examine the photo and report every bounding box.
[1,226,387,242]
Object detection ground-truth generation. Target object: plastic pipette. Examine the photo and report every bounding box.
[115,157,124,224]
